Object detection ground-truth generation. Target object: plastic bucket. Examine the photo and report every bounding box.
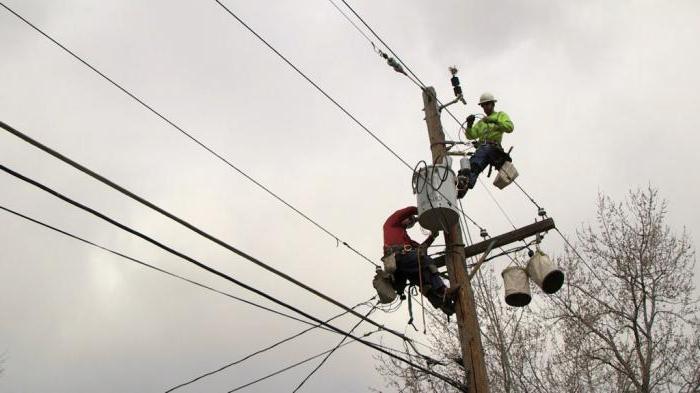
[493,161,519,189]
[501,266,532,307]
[526,251,564,294]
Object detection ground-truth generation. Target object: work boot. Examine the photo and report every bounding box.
[440,299,455,316]
[456,169,469,199]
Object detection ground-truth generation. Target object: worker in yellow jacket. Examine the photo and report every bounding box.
[458,92,514,197]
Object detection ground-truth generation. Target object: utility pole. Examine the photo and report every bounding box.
[422,87,490,393]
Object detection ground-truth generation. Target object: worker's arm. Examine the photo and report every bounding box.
[384,206,418,228]
[465,122,481,140]
[491,112,514,134]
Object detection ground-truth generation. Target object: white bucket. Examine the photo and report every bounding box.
[501,266,531,307]
[526,251,564,294]
[493,161,519,189]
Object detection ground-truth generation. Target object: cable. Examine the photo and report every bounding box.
[0,121,407,340]
[478,177,517,230]
[165,297,374,392]
[0,164,464,389]
[332,0,464,141]
[292,303,378,392]
[0,204,334,332]
[212,0,413,170]
[227,330,376,393]
[513,179,544,211]
[210,0,482,229]
[0,2,379,269]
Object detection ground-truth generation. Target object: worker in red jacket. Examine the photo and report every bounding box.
[383,206,458,315]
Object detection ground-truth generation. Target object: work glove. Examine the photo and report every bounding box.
[465,114,475,126]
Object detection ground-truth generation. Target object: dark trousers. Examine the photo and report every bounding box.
[467,143,505,189]
[394,250,446,308]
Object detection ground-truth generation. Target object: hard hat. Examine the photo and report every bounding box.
[479,92,497,105]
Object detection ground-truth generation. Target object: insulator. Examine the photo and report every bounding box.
[527,249,535,257]
[451,75,463,97]
[387,57,406,75]
[538,207,547,217]
[480,228,489,238]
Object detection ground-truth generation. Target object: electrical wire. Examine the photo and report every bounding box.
[0,2,379,269]
[210,0,483,230]
[0,163,464,389]
[165,297,375,392]
[212,0,413,170]
[332,0,465,141]
[0,122,408,341]
[292,303,378,391]
[227,329,379,393]
[0,204,334,333]
[478,177,517,230]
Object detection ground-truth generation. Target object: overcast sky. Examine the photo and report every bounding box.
[2,0,700,392]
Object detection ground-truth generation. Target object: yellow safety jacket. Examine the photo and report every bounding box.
[465,111,514,143]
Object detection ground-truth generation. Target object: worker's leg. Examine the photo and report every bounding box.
[467,145,492,189]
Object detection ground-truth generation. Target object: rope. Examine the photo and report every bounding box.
[416,252,427,334]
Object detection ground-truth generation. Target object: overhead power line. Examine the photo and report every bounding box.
[0,2,379,269]
[0,163,463,389]
[292,303,377,392]
[331,0,465,140]
[166,297,375,392]
[0,122,406,341]
[211,0,483,228]
[212,0,413,170]
[0,204,333,332]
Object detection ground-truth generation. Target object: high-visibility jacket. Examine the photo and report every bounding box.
[466,111,514,143]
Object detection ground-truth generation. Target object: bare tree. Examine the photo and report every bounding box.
[545,187,700,393]
[373,262,542,392]
[373,187,699,393]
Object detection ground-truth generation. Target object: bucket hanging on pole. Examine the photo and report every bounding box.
[526,250,564,294]
[501,266,531,307]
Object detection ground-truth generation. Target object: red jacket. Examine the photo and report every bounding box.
[383,206,419,250]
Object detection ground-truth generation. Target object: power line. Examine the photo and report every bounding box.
[331,0,465,140]
[226,330,374,393]
[292,303,377,392]
[0,163,464,389]
[211,0,482,229]
[165,297,374,392]
[0,121,406,342]
[212,0,413,170]
[0,204,333,332]
[0,2,379,269]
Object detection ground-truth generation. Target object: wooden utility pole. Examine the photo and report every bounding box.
[422,87,490,393]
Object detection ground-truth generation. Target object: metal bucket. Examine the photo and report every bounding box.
[501,266,531,307]
[526,251,564,294]
[414,164,459,232]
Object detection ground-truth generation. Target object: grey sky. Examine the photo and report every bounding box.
[1,0,699,392]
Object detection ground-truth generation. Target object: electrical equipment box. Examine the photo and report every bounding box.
[413,163,459,232]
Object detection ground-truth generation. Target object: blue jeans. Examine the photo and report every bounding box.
[394,250,446,307]
[468,144,505,189]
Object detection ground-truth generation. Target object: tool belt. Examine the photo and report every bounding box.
[384,244,414,256]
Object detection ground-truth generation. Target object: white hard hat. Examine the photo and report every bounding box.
[479,92,497,105]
